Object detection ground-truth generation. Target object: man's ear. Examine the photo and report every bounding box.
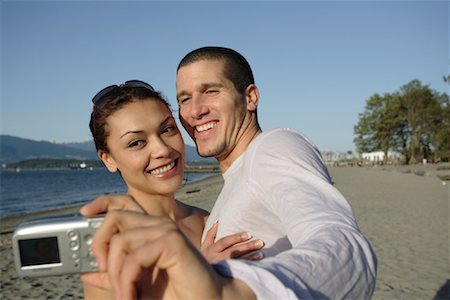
[245,84,259,112]
[98,150,118,173]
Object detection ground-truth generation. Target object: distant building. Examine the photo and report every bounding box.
[361,151,401,163]
[321,150,356,166]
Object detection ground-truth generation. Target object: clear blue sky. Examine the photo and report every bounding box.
[2,0,449,152]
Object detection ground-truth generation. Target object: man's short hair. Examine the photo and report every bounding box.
[177,46,255,94]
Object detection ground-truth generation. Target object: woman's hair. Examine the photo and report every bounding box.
[177,46,255,94]
[89,86,170,152]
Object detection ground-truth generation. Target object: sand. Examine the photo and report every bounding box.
[329,165,449,300]
[1,166,449,299]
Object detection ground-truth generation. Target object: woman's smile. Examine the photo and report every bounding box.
[148,159,177,176]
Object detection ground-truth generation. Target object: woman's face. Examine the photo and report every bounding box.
[100,99,185,196]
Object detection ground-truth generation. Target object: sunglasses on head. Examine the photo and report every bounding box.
[91,80,154,105]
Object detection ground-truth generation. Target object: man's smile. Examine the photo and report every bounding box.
[196,121,218,133]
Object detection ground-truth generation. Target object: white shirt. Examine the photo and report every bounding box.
[203,128,377,299]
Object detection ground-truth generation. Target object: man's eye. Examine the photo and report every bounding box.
[205,89,218,95]
[178,97,191,104]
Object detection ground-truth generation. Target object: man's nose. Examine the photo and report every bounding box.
[190,95,209,119]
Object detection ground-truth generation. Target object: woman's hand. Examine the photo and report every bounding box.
[201,221,264,264]
[82,210,175,298]
[83,211,256,300]
[85,211,222,300]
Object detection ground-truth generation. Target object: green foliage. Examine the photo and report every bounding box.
[353,92,403,163]
[354,79,450,164]
[433,92,450,159]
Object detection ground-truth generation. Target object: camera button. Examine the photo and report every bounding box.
[70,240,80,250]
[68,230,78,240]
[84,234,93,246]
[88,249,94,257]
[72,253,79,260]
[90,259,97,268]
[91,221,102,229]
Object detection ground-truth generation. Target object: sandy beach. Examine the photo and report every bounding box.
[1,165,449,299]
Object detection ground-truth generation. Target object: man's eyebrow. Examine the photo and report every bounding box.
[201,82,223,89]
[176,90,188,100]
[176,83,224,100]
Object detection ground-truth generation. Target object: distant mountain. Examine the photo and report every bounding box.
[0,135,215,164]
[61,140,214,163]
[0,135,98,163]
[62,141,97,152]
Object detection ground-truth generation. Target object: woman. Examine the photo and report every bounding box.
[83,81,262,299]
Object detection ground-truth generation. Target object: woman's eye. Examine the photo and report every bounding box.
[128,140,145,148]
[163,125,178,134]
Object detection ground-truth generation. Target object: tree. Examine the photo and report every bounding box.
[354,93,400,164]
[399,80,440,164]
[387,92,410,164]
[354,79,449,164]
[433,92,450,161]
[354,110,375,154]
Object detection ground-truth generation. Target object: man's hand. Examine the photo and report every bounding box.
[80,194,145,217]
[202,221,264,263]
[80,194,145,295]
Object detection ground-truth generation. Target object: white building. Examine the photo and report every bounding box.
[361,151,401,162]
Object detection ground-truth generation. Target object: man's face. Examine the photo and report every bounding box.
[176,59,249,162]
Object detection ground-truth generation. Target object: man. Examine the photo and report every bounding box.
[83,46,377,299]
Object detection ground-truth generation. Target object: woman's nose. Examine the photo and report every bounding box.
[151,137,171,158]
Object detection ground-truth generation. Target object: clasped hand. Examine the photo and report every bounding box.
[80,195,263,299]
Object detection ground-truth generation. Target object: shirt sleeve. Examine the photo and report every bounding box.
[213,227,376,299]
[214,129,377,299]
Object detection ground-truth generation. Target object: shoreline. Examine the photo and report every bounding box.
[0,174,224,234]
[0,173,225,299]
[1,167,449,299]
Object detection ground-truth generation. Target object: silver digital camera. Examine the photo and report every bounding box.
[12,214,104,278]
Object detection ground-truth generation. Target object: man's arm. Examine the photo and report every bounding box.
[212,225,377,299]
[223,129,377,299]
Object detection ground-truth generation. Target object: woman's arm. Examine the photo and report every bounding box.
[89,210,256,300]
[83,281,114,300]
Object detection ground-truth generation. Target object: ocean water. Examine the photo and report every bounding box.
[0,168,213,219]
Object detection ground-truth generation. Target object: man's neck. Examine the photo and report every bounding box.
[217,125,261,173]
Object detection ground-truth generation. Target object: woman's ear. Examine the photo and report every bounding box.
[98,150,118,173]
[245,84,259,112]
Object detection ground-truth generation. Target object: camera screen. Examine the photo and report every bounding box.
[19,237,61,266]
